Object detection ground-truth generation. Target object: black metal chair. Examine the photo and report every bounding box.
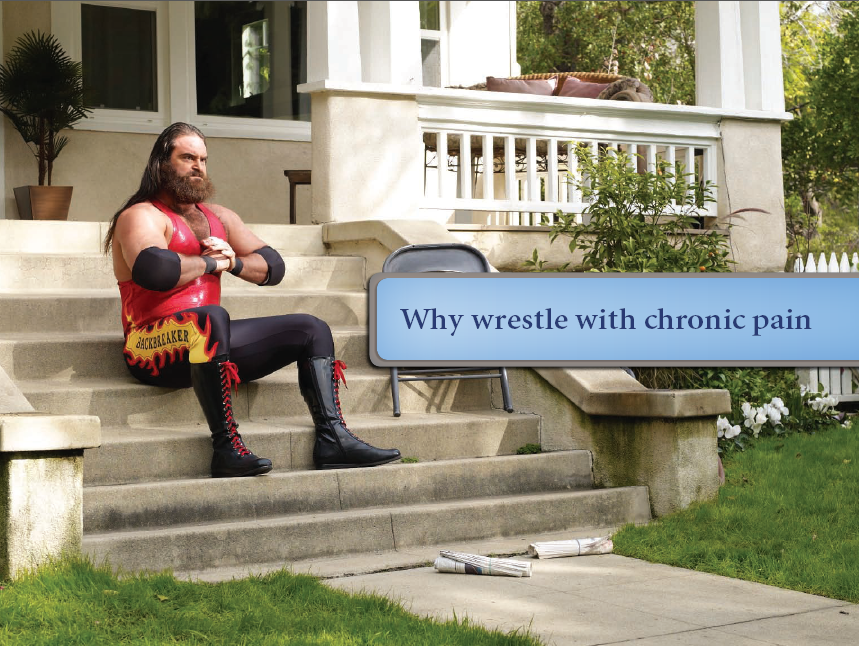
[381,243,514,417]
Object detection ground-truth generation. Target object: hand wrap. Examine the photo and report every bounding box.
[132,247,182,291]
[254,246,285,286]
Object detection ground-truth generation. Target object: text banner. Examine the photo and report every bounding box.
[369,274,859,366]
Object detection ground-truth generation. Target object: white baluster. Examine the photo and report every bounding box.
[685,146,695,185]
[567,142,579,204]
[852,253,859,272]
[527,137,538,226]
[482,134,494,202]
[628,144,638,170]
[459,133,472,200]
[436,131,448,198]
[793,257,803,273]
[646,144,656,174]
[805,253,816,273]
[839,252,850,273]
[828,252,839,273]
[546,138,558,203]
[504,135,515,208]
[818,253,826,272]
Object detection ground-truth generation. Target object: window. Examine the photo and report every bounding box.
[194,1,308,122]
[420,1,442,87]
[51,0,310,140]
[81,3,157,111]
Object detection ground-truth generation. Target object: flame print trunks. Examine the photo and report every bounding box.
[123,305,335,389]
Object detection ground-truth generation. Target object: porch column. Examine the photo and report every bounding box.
[739,1,785,112]
[357,1,422,85]
[695,1,746,110]
[306,1,362,83]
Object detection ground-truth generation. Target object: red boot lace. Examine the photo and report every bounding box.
[331,359,361,440]
[220,361,250,457]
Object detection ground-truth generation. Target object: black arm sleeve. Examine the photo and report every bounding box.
[254,246,285,286]
[131,246,182,291]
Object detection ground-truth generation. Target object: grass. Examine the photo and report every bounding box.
[0,559,543,645]
[613,424,859,602]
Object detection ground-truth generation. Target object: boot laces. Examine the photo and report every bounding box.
[220,361,250,457]
[331,359,362,441]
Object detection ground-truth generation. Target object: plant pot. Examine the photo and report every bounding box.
[13,186,73,220]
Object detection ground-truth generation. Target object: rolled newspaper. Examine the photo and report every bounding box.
[434,550,532,577]
[527,536,613,559]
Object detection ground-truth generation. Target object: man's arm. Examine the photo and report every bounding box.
[206,205,284,286]
[114,204,230,289]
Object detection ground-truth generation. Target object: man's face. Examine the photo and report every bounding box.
[161,134,215,204]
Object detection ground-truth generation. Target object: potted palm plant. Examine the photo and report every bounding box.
[0,31,91,220]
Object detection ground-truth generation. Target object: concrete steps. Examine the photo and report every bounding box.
[84,452,593,532]
[0,221,652,576]
[0,326,372,379]
[83,485,650,573]
[0,253,365,291]
[0,290,368,332]
[84,412,542,485]
[16,369,493,426]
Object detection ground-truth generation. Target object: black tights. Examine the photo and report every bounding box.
[124,305,335,388]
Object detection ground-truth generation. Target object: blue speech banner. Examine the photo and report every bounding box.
[369,273,859,366]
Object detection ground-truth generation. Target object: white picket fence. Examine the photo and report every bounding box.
[793,251,859,402]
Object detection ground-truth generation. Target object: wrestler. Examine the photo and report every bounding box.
[104,122,400,477]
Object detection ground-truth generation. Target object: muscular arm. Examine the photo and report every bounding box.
[206,204,283,285]
[113,203,228,288]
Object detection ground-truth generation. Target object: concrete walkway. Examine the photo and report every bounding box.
[178,528,857,645]
[313,531,857,646]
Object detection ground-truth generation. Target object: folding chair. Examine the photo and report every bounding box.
[381,243,514,417]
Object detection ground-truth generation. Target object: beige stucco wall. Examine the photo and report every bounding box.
[4,126,311,224]
[311,91,423,223]
[717,119,788,272]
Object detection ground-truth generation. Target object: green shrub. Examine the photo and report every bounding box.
[525,145,732,273]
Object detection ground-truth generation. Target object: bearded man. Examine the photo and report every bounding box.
[104,122,400,477]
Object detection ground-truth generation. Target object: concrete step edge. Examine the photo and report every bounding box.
[84,487,646,540]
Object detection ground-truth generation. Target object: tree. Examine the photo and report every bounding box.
[517,1,696,105]
[780,1,858,256]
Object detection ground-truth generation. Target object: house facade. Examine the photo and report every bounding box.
[1,0,788,271]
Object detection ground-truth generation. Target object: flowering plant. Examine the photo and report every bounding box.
[716,388,852,454]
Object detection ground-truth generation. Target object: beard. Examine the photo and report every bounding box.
[161,162,216,204]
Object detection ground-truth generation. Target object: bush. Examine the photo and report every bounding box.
[525,145,732,273]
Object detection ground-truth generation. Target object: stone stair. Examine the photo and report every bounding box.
[0,220,651,576]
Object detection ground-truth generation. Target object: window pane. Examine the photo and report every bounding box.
[421,39,441,87]
[81,4,157,111]
[195,1,309,121]
[419,1,440,31]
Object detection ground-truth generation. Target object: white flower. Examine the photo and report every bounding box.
[716,416,741,439]
[741,402,752,417]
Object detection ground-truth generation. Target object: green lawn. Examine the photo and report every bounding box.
[613,424,859,602]
[0,559,542,645]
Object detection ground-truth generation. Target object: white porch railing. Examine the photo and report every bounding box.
[794,251,859,402]
[417,92,721,226]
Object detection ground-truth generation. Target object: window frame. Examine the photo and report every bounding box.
[51,0,311,141]
[419,1,449,88]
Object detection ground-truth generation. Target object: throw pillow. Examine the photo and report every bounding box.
[556,76,610,99]
[486,76,557,95]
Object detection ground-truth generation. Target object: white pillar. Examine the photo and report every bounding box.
[740,1,785,112]
[695,1,746,110]
[358,1,421,85]
[307,1,362,83]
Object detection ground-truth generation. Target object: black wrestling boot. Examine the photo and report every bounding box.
[299,356,401,469]
[190,356,273,478]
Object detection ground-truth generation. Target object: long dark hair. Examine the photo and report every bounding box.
[103,122,206,253]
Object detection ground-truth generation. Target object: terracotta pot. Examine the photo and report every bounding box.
[13,186,73,220]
